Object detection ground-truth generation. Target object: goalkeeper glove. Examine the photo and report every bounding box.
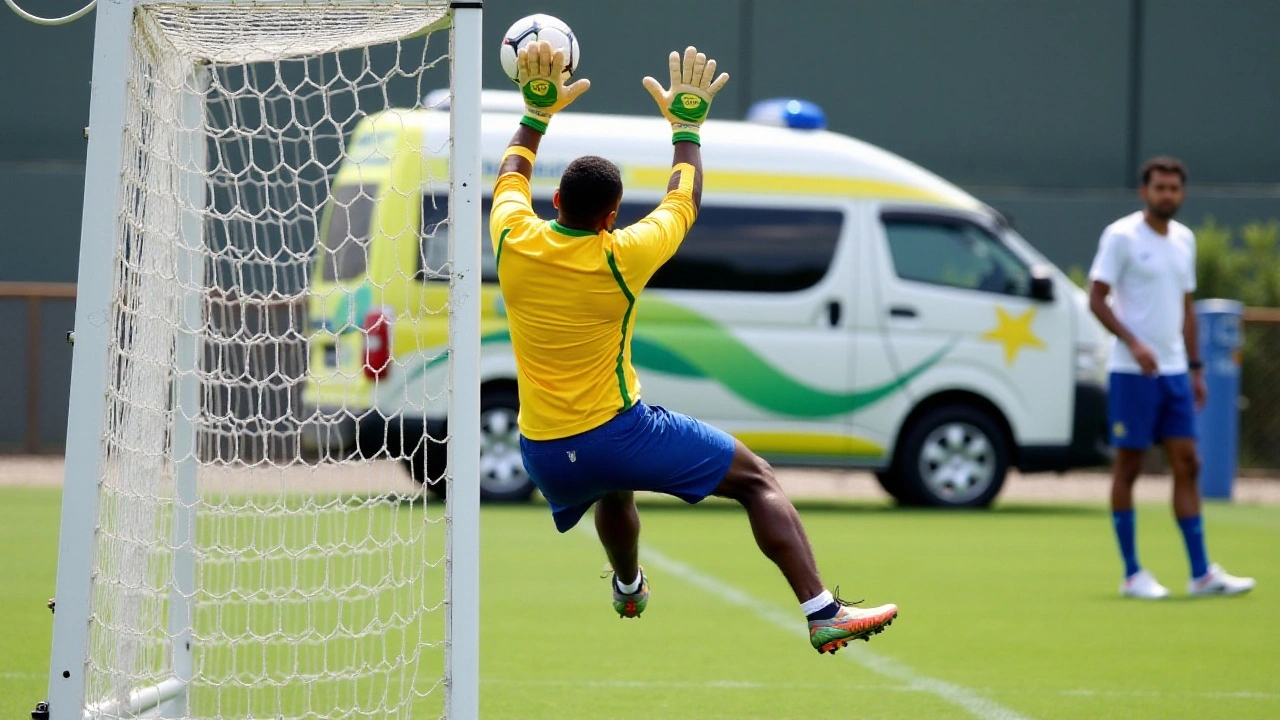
[642,46,730,145]
[516,40,591,133]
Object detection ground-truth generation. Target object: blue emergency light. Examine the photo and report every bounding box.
[745,98,827,130]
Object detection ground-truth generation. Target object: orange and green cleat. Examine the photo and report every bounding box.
[808,593,898,654]
[603,564,649,618]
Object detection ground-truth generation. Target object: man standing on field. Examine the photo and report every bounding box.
[489,40,898,653]
[1088,156,1254,599]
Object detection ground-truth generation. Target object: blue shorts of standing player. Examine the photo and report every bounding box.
[1108,372,1197,449]
[519,401,735,533]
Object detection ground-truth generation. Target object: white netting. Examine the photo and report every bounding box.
[84,2,457,717]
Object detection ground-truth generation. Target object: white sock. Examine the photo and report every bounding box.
[800,589,834,616]
[615,571,642,594]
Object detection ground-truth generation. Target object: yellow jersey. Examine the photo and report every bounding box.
[490,165,697,440]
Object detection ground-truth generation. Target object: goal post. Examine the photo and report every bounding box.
[41,1,483,718]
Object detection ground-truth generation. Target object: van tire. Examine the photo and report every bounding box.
[401,388,536,503]
[891,405,1009,508]
[874,471,916,505]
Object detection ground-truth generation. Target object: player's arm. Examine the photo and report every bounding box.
[644,46,729,215]
[613,45,730,284]
[1182,292,1208,407]
[497,41,589,181]
[1088,230,1157,374]
[1088,280,1141,348]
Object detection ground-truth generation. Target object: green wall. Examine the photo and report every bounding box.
[2,0,1278,448]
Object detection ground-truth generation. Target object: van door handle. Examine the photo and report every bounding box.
[826,300,842,327]
[888,305,918,319]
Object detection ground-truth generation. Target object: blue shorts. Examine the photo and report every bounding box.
[519,402,738,532]
[1108,372,1196,449]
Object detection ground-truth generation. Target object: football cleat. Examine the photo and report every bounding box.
[1187,563,1255,597]
[808,590,898,654]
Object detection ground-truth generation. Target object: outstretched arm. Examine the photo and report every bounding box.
[496,41,590,182]
[644,46,729,214]
[607,46,730,291]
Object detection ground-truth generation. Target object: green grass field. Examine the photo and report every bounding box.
[2,486,1277,719]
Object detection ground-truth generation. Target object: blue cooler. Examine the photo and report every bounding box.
[1194,299,1243,500]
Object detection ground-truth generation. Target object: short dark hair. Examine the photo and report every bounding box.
[558,156,622,222]
[1140,156,1188,186]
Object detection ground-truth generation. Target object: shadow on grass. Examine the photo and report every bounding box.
[635,497,1106,518]
[405,494,1105,518]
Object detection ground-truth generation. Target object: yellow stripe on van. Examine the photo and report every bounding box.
[431,158,971,207]
[627,167,967,206]
[734,432,884,458]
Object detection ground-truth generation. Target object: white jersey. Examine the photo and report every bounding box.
[1088,211,1196,375]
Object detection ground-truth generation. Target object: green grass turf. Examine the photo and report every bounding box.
[2,487,1278,719]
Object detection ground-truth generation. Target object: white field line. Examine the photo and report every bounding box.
[574,521,1032,720]
[633,543,1033,720]
[481,678,1280,701]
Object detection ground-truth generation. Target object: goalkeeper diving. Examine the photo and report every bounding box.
[490,41,898,654]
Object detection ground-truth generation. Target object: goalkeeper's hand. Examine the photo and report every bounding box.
[642,46,730,144]
[516,40,590,132]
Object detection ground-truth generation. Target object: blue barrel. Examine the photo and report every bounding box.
[1194,299,1243,500]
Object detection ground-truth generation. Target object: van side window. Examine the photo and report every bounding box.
[419,194,555,282]
[319,184,377,281]
[614,204,842,292]
[881,215,1031,297]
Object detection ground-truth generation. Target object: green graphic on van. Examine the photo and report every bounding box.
[405,299,952,419]
[630,299,950,417]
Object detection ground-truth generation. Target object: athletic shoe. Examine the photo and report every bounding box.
[1121,569,1170,599]
[808,591,898,655]
[602,564,649,618]
[1188,563,1255,597]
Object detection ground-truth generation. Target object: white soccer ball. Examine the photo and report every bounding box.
[499,14,580,83]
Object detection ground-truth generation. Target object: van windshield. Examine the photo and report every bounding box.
[318,184,377,282]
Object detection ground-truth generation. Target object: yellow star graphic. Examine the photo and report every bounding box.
[980,307,1046,366]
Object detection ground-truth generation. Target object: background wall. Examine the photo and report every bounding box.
[2,0,1278,449]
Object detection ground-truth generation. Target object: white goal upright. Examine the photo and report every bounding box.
[40,1,482,718]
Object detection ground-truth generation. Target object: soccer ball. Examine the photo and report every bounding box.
[499,14,580,83]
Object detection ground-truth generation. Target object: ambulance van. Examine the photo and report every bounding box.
[301,90,1110,507]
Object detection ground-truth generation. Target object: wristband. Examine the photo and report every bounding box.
[672,130,701,146]
[1189,360,1204,371]
[519,114,549,133]
[502,145,537,164]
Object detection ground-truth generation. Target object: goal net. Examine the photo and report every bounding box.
[47,1,481,718]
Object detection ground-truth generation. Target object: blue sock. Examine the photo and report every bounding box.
[807,603,840,621]
[1112,509,1140,578]
[1176,515,1209,580]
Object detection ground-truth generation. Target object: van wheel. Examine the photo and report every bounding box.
[400,388,536,503]
[475,388,536,503]
[874,471,916,505]
[893,405,1009,508]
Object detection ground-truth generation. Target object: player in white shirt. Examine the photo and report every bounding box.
[1088,157,1254,599]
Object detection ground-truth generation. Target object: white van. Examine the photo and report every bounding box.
[302,91,1111,507]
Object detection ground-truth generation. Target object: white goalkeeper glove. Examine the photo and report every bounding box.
[642,46,730,144]
[516,40,591,133]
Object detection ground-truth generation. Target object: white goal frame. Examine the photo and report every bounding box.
[41,1,483,718]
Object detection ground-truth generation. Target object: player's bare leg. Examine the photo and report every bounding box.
[1163,438,1201,519]
[595,491,649,617]
[1109,447,1145,512]
[1163,436,1252,594]
[1110,447,1168,597]
[596,491,640,584]
[712,443,822,600]
[712,441,896,652]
